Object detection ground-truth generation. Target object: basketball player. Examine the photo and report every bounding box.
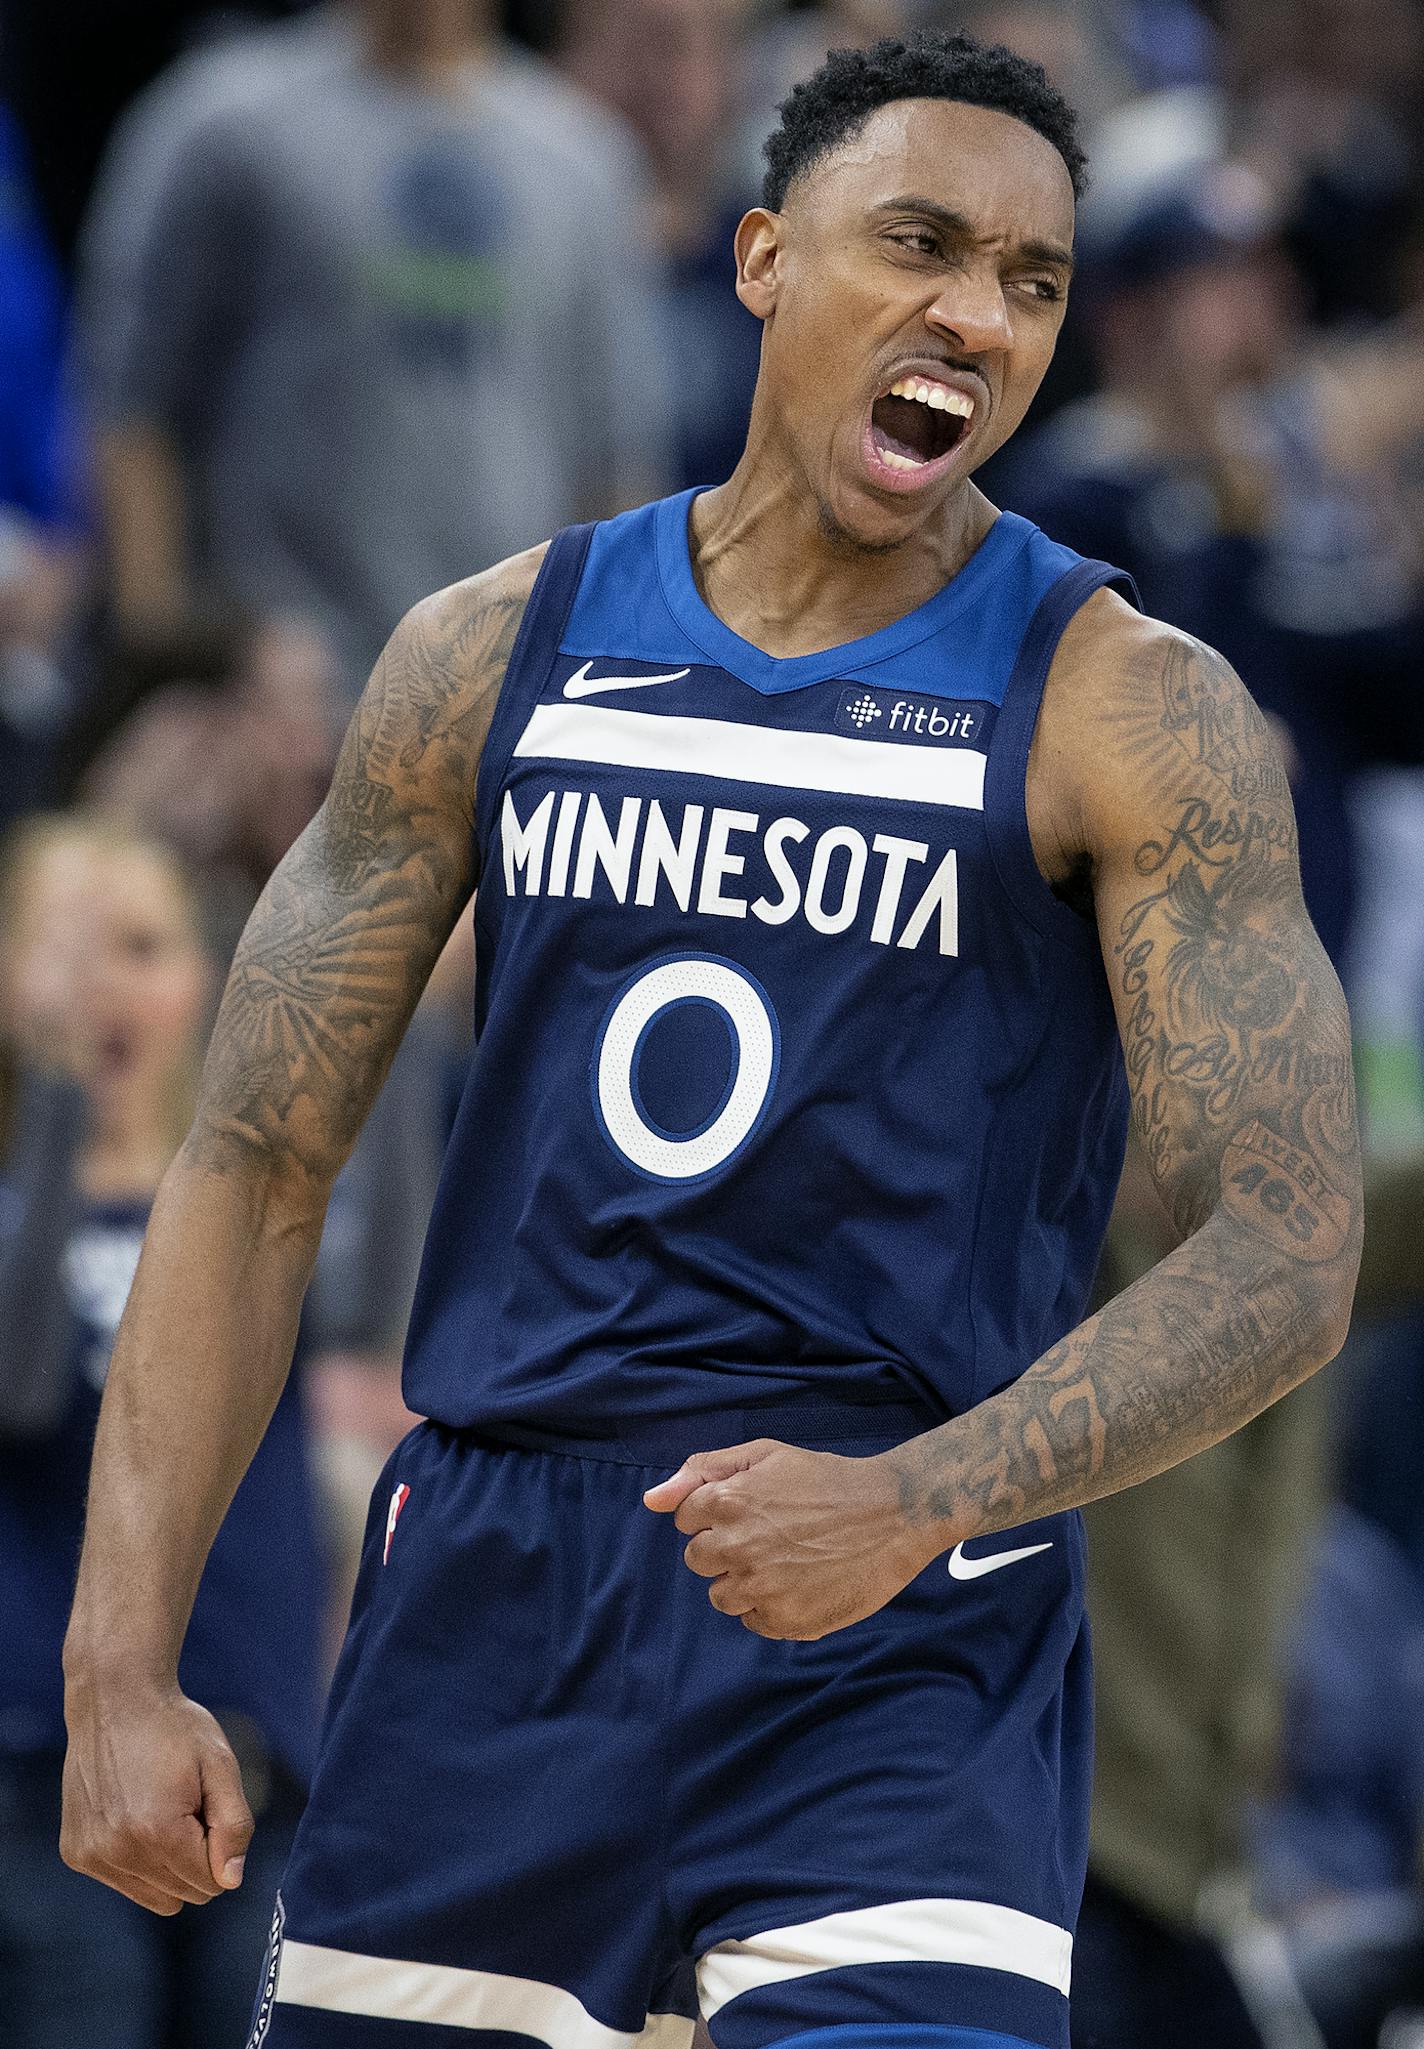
[60,32,1361,2049]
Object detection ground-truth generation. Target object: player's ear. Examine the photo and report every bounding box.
[734,208,782,319]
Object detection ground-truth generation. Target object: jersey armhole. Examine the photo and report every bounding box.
[982,559,1140,944]
[472,521,597,877]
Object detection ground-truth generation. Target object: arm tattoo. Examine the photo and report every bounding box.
[186,561,534,1190]
[892,629,1362,1543]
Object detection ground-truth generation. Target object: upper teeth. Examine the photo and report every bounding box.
[888,377,975,417]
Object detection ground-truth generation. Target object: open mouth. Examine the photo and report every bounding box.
[867,376,976,479]
[97,1030,136,1080]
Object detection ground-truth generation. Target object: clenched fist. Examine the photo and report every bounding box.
[61,1680,254,1916]
[643,1438,934,1639]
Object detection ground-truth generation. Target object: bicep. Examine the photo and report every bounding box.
[187,558,536,1193]
[1089,629,1360,1281]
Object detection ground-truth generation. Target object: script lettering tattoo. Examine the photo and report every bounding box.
[1133,797,1297,875]
[187,560,536,1185]
[892,625,1361,1543]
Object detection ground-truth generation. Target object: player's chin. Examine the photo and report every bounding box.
[826,422,976,541]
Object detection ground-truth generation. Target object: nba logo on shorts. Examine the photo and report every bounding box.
[383,1482,411,1565]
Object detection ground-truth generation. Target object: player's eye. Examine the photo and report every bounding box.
[1020,276,1066,303]
[886,229,940,258]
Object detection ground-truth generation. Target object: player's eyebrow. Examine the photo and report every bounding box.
[870,194,1075,275]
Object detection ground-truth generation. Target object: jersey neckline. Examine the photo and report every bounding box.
[654,486,1036,695]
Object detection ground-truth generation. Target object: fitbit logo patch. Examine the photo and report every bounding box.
[834,685,991,748]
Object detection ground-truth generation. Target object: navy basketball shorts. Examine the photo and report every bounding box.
[249,1419,1091,2049]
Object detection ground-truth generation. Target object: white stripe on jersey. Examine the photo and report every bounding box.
[513,703,987,811]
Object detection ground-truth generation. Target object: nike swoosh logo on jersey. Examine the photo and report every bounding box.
[562,662,691,700]
[947,1539,1053,1580]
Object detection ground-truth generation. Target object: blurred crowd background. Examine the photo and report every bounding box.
[1,1,1423,2044]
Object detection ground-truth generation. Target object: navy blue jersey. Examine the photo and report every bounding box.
[402,491,1134,1448]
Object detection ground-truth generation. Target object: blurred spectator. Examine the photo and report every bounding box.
[1071,1153,1328,2049]
[0,1,312,261]
[84,614,345,958]
[1257,1499,1424,2049]
[1001,159,1424,967]
[0,814,324,2048]
[732,0,912,193]
[78,0,674,694]
[1086,0,1423,330]
[560,0,762,487]
[954,0,1137,134]
[0,98,84,831]
[1251,1274,1424,2048]
[1223,0,1424,328]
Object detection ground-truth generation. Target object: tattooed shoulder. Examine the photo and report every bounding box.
[350,545,546,834]
[1076,613,1359,1289]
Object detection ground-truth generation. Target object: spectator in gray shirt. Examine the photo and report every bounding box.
[78,0,674,693]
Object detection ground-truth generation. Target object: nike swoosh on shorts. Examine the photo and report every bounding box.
[946,1539,1054,1580]
[562,662,692,700]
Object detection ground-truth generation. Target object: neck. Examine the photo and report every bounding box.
[78,1101,175,1203]
[357,1,492,85]
[689,416,996,660]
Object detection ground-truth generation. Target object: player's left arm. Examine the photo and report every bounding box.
[888,608,1362,1524]
[648,604,1362,1638]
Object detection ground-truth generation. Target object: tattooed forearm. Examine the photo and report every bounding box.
[186,553,538,1191]
[891,1232,1329,1536]
[892,621,1362,1550]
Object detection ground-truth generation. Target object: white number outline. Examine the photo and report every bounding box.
[590,953,781,1184]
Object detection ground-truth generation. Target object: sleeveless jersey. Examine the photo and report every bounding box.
[402,490,1135,1451]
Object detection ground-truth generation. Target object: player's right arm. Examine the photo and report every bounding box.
[60,545,543,1916]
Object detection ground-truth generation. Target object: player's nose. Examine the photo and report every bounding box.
[925,272,1013,357]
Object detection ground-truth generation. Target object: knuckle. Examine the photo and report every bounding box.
[90,1822,128,1867]
[130,1808,180,1857]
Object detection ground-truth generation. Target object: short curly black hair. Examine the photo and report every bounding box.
[762,30,1087,211]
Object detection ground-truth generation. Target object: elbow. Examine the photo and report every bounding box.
[172,1116,330,1248]
[1311,1272,1358,1370]
[1292,1240,1361,1378]
[1318,1199,1366,1367]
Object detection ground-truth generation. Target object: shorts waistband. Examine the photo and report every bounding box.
[463,1400,942,1469]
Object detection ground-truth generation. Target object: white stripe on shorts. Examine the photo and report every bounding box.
[512,703,988,812]
[274,1939,696,2049]
[697,1897,1073,2016]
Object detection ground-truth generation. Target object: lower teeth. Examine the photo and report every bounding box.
[881,447,925,472]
